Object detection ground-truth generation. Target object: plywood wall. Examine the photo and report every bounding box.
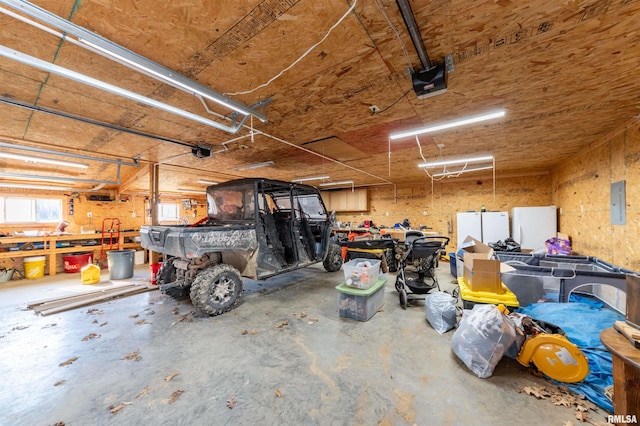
[336,174,552,250]
[552,117,640,272]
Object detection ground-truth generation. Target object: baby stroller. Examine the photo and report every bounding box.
[395,233,449,309]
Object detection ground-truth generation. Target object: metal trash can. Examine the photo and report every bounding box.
[107,249,135,280]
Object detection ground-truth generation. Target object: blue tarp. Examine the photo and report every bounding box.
[518,297,623,412]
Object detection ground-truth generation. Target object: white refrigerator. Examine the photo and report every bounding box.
[511,206,557,252]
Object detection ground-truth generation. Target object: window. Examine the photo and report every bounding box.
[0,197,62,223]
[159,203,179,222]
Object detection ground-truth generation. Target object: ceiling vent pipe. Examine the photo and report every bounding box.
[396,0,447,99]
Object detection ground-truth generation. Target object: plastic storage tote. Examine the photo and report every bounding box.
[336,277,386,321]
[342,258,381,289]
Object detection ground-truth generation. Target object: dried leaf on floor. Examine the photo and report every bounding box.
[226,396,235,409]
[59,357,78,367]
[92,319,98,324]
[129,314,139,318]
[378,307,384,312]
[100,322,108,327]
[146,310,155,315]
[308,318,319,324]
[81,333,100,341]
[54,380,66,386]
[11,325,29,331]
[122,350,141,361]
[275,389,282,398]
[241,329,248,335]
[165,372,179,382]
[87,308,103,315]
[562,422,574,426]
[42,323,57,329]
[50,422,65,426]
[299,312,307,318]
[108,404,124,413]
[135,386,150,398]
[550,395,572,407]
[134,319,150,325]
[575,410,588,422]
[521,386,551,399]
[275,321,289,328]
[167,390,184,404]
[250,329,259,335]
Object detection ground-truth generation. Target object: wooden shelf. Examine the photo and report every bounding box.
[0,231,141,277]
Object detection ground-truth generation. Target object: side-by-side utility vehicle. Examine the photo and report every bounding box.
[140,178,343,315]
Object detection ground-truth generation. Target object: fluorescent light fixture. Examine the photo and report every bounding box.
[389,109,506,140]
[233,161,275,171]
[176,188,201,193]
[0,182,76,191]
[319,180,354,187]
[431,165,494,178]
[197,179,219,185]
[0,152,89,169]
[419,155,494,168]
[292,175,330,183]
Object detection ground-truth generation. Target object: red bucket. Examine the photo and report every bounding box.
[150,263,162,285]
[62,252,93,273]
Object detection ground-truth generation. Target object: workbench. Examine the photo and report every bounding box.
[600,327,640,419]
[0,231,141,277]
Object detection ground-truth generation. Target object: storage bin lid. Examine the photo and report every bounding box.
[24,256,46,262]
[336,277,386,296]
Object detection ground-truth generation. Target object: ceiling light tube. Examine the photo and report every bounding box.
[419,155,494,168]
[0,45,249,134]
[431,165,494,177]
[291,175,330,182]
[390,110,505,140]
[0,182,76,191]
[176,188,201,193]
[319,180,354,187]
[197,179,219,185]
[233,161,275,171]
[0,152,89,168]
[0,0,266,121]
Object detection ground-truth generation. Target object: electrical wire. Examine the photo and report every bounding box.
[372,0,414,72]
[376,89,411,114]
[224,0,357,96]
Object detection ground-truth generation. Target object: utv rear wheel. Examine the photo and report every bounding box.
[323,243,343,272]
[189,264,243,316]
[157,258,188,299]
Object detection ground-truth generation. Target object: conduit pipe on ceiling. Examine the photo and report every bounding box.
[396,0,432,70]
[0,45,252,134]
[0,0,267,122]
[0,172,120,185]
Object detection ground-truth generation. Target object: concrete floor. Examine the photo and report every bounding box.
[0,261,610,425]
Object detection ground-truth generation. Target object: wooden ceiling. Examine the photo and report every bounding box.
[1,0,639,195]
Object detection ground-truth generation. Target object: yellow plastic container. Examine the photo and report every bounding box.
[457,277,520,309]
[24,256,46,279]
[81,263,101,285]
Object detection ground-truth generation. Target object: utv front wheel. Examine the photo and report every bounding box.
[323,243,343,272]
[189,264,243,316]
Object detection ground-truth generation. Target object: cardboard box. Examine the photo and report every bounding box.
[460,236,505,294]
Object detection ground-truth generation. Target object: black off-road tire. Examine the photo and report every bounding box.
[323,243,343,272]
[189,264,243,316]
[158,258,189,299]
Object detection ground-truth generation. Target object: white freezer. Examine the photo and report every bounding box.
[511,206,557,252]
[456,211,481,248]
[481,211,510,244]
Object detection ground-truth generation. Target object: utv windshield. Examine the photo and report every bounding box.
[207,186,256,221]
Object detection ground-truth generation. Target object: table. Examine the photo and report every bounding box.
[600,327,640,419]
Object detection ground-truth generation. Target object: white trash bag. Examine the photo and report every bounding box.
[450,304,517,378]
[424,291,458,334]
